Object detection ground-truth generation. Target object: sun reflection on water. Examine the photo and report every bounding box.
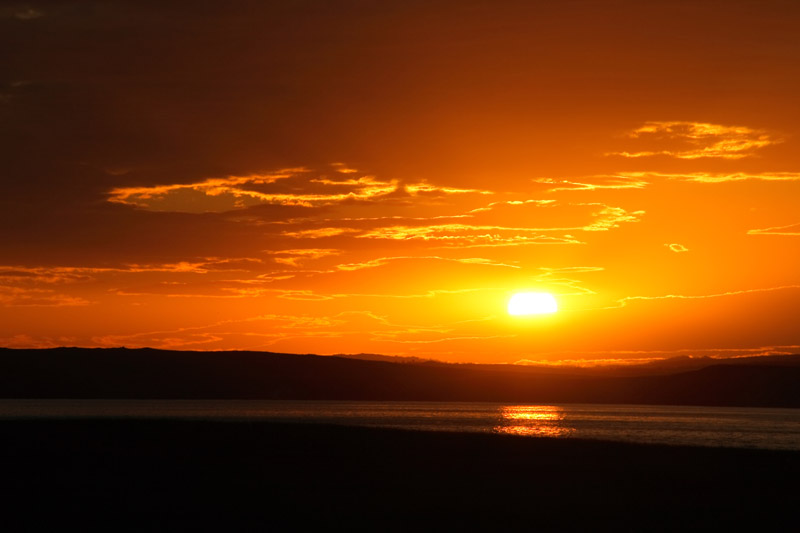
[494,405,574,437]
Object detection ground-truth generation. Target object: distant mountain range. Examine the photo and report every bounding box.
[338,351,800,376]
[2,347,800,407]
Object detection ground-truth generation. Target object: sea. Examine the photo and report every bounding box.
[2,399,799,451]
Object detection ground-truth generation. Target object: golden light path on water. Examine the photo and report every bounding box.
[2,400,799,449]
[494,405,575,437]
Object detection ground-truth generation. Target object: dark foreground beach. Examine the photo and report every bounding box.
[2,420,798,532]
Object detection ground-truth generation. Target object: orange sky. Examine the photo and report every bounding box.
[2,1,799,363]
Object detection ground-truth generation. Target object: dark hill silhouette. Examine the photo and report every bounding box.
[1,347,800,407]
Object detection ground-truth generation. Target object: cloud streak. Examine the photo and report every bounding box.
[334,256,520,271]
[615,285,800,308]
[747,223,800,236]
[645,171,800,183]
[610,121,779,159]
[534,175,649,192]
[665,243,689,253]
[0,287,90,307]
[108,167,493,212]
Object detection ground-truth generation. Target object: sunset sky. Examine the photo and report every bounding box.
[2,1,799,364]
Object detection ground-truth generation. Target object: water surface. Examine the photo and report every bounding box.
[2,399,799,450]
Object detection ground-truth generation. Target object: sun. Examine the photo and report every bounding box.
[507,292,558,316]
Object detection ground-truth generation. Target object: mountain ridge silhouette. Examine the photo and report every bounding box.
[1,347,800,407]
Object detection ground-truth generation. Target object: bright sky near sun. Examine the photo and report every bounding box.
[2,1,800,364]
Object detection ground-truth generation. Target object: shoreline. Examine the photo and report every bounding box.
[2,419,798,530]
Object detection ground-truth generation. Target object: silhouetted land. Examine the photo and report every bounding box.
[3,349,800,530]
[1,420,797,531]
[2,347,800,407]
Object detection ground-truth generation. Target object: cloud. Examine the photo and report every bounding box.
[86,310,497,352]
[348,203,641,244]
[665,243,689,253]
[0,259,268,280]
[581,205,644,231]
[0,287,90,307]
[470,200,643,232]
[281,228,361,239]
[610,121,778,159]
[747,222,800,236]
[644,171,800,183]
[265,249,341,267]
[0,267,93,284]
[0,260,280,305]
[375,333,516,345]
[538,266,604,273]
[531,171,800,191]
[108,168,493,213]
[273,198,643,250]
[355,224,584,246]
[0,335,80,349]
[331,162,358,174]
[107,168,307,211]
[533,267,602,297]
[329,288,496,300]
[615,284,800,308]
[404,182,493,196]
[534,175,649,192]
[274,290,335,301]
[111,285,337,301]
[467,199,556,214]
[334,256,520,272]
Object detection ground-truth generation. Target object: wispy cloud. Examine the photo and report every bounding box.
[404,182,492,196]
[355,224,584,246]
[0,287,90,307]
[615,285,800,308]
[265,249,341,267]
[86,310,502,352]
[281,228,361,239]
[351,204,640,242]
[0,259,268,281]
[665,243,689,253]
[581,205,644,231]
[0,335,80,349]
[274,199,642,249]
[273,290,335,301]
[377,334,516,345]
[534,175,649,192]
[468,199,556,214]
[108,168,493,212]
[534,267,603,297]
[331,162,358,174]
[747,222,800,236]
[538,266,604,273]
[328,288,497,300]
[334,256,520,271]
[108,169,302,211]
[644,171,800,183]
[610,121,779,159]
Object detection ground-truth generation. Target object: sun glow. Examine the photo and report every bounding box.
[507,292,558,316]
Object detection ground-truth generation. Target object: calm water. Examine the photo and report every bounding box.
[2,399,800,451]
